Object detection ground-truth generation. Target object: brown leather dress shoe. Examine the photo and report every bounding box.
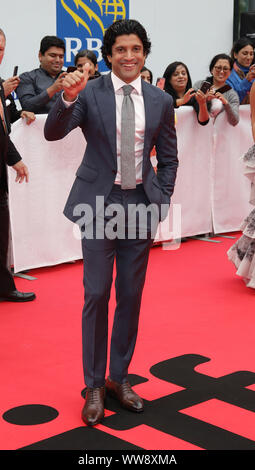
[105,377,144,412]
[81,386,105,426]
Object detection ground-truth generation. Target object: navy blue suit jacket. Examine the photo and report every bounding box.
[44,73,178,223]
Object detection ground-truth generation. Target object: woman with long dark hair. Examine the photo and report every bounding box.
[226,37,255,104]
[163,61,209,125]
[140,66,153,84]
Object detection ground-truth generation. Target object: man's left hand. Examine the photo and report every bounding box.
[12,161,29,183]
[20,110,36,125]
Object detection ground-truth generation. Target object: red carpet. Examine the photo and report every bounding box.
[0,233,255,452]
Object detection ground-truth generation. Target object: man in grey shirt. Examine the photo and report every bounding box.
[16,36,67,114]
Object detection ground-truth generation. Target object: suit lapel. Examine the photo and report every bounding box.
[142,80,162,157]
[92,73,117,164]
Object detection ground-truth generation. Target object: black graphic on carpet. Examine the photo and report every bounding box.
[2,355,255,450]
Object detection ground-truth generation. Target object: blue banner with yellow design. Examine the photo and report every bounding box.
[56,0,129,71]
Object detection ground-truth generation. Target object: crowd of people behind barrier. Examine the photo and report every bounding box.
[4,35,255,124]
[1,30,255,302]
[144,37,255,125]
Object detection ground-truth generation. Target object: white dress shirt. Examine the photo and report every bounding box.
[111,72,145,185]
[62,72,146,185]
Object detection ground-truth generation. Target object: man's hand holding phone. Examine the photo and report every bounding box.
[2,66,20,97]
[47,72,68,98]
[2,77,20,97]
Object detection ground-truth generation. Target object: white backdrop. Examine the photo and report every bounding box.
[1,0,234,84]
[212,107,253,233]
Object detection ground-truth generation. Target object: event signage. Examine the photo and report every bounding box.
[56,0,129,72]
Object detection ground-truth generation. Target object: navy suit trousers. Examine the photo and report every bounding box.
[81,184,154,388]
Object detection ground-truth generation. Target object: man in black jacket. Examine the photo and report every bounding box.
[0,28,35,302]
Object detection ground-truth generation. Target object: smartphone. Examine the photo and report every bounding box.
[200,80,211,94]
[13,66,18,76]
[156,77,165,90]
[215,84,231,94]
[67,66,77,73]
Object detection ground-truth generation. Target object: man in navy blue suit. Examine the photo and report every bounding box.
[45,19,178,426]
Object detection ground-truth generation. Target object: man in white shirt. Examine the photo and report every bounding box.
[44,19,178,426]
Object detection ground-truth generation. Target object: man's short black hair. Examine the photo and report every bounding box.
[40,35,65,55]
[101,19,151,69]
[74,49,98,67]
